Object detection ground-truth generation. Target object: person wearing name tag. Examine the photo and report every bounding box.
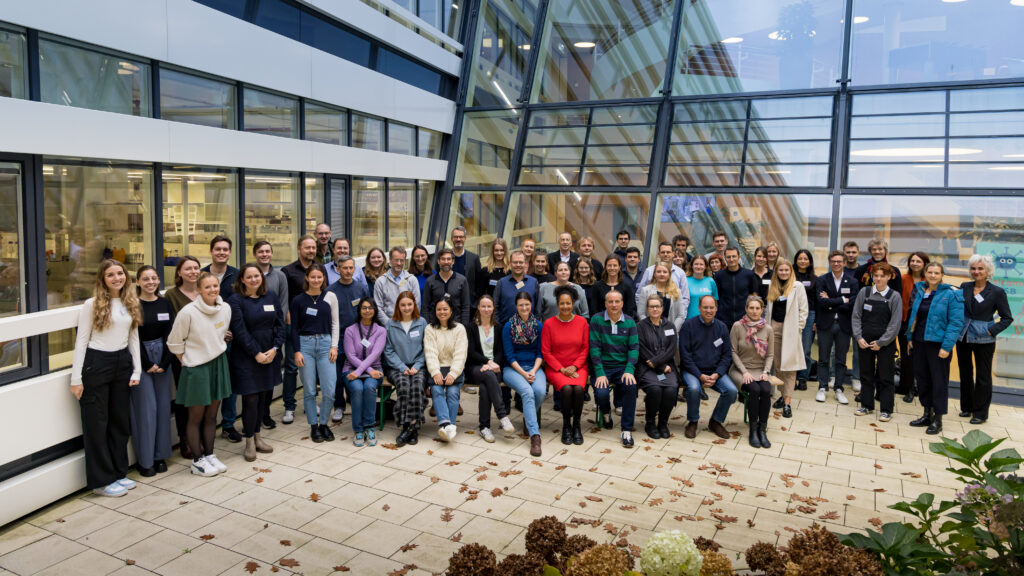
[327,256,371,424]
[589,290,640,448]
[767,260,808,419]
[424,248,472,326]
[636,262,687,332]
[343,298,386,447]
[374,246,421,326]
[132,265,174,476]
[253,241,289,430]
[386,292,428,447]
[730,295,775,449]
[793,249,818,391]
[542,286,590,448]
[493,250,539,325]
[539,261,588,322]
[637,294,680,440]
[164,256,202,459]
[814,250,856,405]
[906,262,964,435]
[957,254,1012,425]
[714,246,759,327]
[679,296,736,440]
[851,263,902,423]
[289,263,340,444]
[899,252,929,403]
[466,295,515,444]
[503,292,547,453]
[227,263,284,461]
[684,256,718,321]
[425,297,469,443]
[167,272,232,478]
[752,247,773,301]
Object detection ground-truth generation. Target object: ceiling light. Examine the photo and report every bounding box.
[1004,153,1024,158]
[721,37,744,44]
[850,147,982,158]
[989,166,1024,171]
[118,62,140,71]
[764,170,791,174]
[518,44,531,50]
[715,170,740,174]
[768,31,781,40]
[942,0,967,3]
[853,16,870,23]
[573,41,596,49]
[1012,0,1024,6]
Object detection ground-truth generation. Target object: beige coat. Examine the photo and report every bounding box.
[766,283,808,372]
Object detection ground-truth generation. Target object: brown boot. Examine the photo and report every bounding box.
[684,421,698,439]
[244,437,257,462]
[708,420,730,439]
[530,434,542,457]
[254,433,273,453]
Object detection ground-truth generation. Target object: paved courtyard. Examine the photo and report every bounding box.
[2,387,1022,575]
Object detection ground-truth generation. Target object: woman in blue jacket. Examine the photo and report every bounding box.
[385,291,428,447]
[906,262,964,435]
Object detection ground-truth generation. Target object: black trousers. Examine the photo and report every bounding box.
[742,380,771,427]
[913,341,950,415]
[859,342,896,413]
[957,341,995,419]
[896,320,915,394]
[79,348,133,489]
[466,365,507,429]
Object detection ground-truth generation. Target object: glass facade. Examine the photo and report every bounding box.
[0,162,23,373]
[455,109,519,186]
[243,88,299,138]
[0,26,27,99]
[305,175,324,236]
[352,113,385,151]
[388,122,416,155]
[244,171,300,265]
[39,38,151,116]
[467,0,537,108]
[351,177,385,255]
[159,68,236,129]
[161,167,238,279]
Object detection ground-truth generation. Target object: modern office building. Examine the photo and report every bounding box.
[0,0,1022,523]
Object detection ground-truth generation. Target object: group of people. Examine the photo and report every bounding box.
[70,225,1012,498]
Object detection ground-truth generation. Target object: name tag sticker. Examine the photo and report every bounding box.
[762,279,771,285]
[215,321,225,329]
[611,324,618,335]
[664,329,675,336]
[444,293,450,299]
[489,279,498,286]
[657,374,667,382]
[841,288,851,294]
[779,296,787,302]
[863,304,873,311]
[515,281,525,289]
[924,292,931,299]
[306,307,318,316]
[263,304,275,312]
[975,293,985,303]
[352,299,361,307]
[157,313,170,321]
[410,330,420,338]
[801,281,811,287]
[360,338,371,348]
[713,338,723,348]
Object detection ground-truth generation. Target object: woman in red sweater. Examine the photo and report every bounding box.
[542,285,590,446]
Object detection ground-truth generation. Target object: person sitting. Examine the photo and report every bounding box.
[465,295,514,442]
[589,290,640,448]
[729,295,775,449]
[425,298,469,442]
[502,292,546,457]
[679,295,737,440]
[542,286,590,447]
[342,298,386,447]
[636,294,679,440]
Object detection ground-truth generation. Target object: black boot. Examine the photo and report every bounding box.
[748,422,762,448]
[657,413,671,439]
[926,414,943,435]
[909,408,932,427]
[407,426,419,445]
[396,423,412,447]
[903,386,916,404]
[758,425,771,449]
[796,379,807,391]
[572,419,584,445]
[562,417,573,445]
[645,416,659,439]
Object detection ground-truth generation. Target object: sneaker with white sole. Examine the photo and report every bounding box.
[464,386,477,394]
[815,388,827,402]
[499,416,515,434]
[190,456,218,477]
[353,432,365,447]
[366,429,377,447]
[480,427,495,443]
[437,425,450,442]
[852,379,862,393]
[205,454,228,473]
[93,482,128,497]
[615,407,623,416]
[116,478,137,490]
[835,389,849,405]
[332,408,344,422]
[446,424,457,440]
[854,407,872,416]
[878,412,892,422]
[282,410,294,424]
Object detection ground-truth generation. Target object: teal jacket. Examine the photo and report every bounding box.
[905,282,965,352]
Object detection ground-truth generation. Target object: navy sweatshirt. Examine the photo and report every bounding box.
[678,315,733,379]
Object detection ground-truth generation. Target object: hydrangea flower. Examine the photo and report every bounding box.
[640,530,703,576]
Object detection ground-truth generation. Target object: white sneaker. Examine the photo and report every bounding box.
[480,428,495,443]
[93,482,127,498]
[332,408,344,422]
[190,456,218,477]
[438,426,451,442]
[615,407,623,416]
[446,424,457,440]
[835,389,849,405]
[499,416,515,434]
[116,478,137,490]
[815,388,827,402]
[852,379,862,393]
[464,386,477,394]
[205,454,228,473]
[282,410,294,424]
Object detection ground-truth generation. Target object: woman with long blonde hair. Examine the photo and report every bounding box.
[636,262,686,330]
[766,259,808,418]
[70,259,143,497]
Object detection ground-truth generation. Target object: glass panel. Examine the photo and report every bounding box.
[674,0,845,95]
[674,100,747,122]
[455,110,520,186]
[521,146,584,164]
[503,192,650,261]
[517,166,581,186]
[445,0,464,40]
[742,164,829,187]
[388,122,416,155]
[420,0,442,30]
[750,97,834,119]
[850,0,1024,85]
[305,175,323,235]
[949,164,1024,189]
[655,193,832,267]
[592,105,658,125]
[0,27,27,99]
[44,161,153,368]
[848,139,947,163]
[352,113,385,151]
[664,164,741,187]
[161,167,237,281]
[194,0,247,19]
[747,118,832,141]
[418,181,434,244]
[946,138,1024,163]
[745,141,830,164]
[951,87,1024,112]
[584,145,653,165]
[529,108,590,127]
[852,91,946,115]
[378,47,443,95]
[244,172,299,266]
[39,39,151,116]
[254,0,301,39]
[0,162,24,373]
[299,10,372,67]
[304,102,348,146]
[328,178,347,239]
[579,165,649,186]
[846,163,944,188]
[243,88,299,138]
[448,191,506,255]
[839,194,1024,390]
[850,114,946,139]
[352,178,384,255]
[667,143,744,164]
[467,0,537,107]
[524,127,587,147]
[950,113,1024,138]
[388,180,416,248]
[587,125,655,146]
[417,128,443,159]
[159,68,236,129]
[532,0,676,102]
[672,122,747,143]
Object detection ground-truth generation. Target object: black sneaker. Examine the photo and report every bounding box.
[310,425,324,443]
[320,424,335,441]
[221,426,242,443]
[262,415,277,429]
[773,397,785,410]
[602,413,614,430]
[645,422,659,439]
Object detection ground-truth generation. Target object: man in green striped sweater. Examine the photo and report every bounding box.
[589,291,640,447]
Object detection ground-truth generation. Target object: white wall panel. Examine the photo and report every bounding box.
[0,370,80,467]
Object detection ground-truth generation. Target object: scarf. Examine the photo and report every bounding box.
[510,313,539,346]
[739,315,769,358]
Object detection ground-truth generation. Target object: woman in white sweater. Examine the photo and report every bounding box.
[167,272,232,477]
[425,297,468,442]
[70,260,143,498]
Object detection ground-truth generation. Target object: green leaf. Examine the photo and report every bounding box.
[960,429,996,453]
[839,532,873,549]
[543,564,563,576]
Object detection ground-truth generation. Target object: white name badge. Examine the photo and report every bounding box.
[841,288,851,294]
[762,279,771,285]
[975,293,985,303]
[444,293,450,299]
[713,338,723,347]
[611,324,618,335]
[515,281,525,289]
[664,329,675,336]
[157,313,170,321]
[779,296,787,302]
[657,374,667,382]
[306,307,318,316]
[352,299,361,307]
[489,279,498,286]
[863,304,873,311]
[409,330,421,338]
[215,321,225,329]
[263,305,275,312]
[924,292,931,299]
[801,281,811,287]
[361,338,371,348]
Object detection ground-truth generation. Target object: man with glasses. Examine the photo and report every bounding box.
[374,246,420,326]
[815,250,856,405]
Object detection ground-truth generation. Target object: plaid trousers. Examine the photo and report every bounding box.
[387,369,426,428]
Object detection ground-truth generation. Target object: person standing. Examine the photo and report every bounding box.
[636,294,679,440]
[532,250,555,284]
[363,247,388,294]
[253,240,286,427]
[227,263,284,461]
[793,249,817,390]
[132,265,173,476]
[342,298,386,447]
[843,241,861,273]
[542,286,590,448]
[502,292,547,455]
[752,247,772,301]
[899,252,929,403]
[289,263,340,442]
[636,242,689,300]
[589,291,640,448]
[672,234,692,269]
[592,254,636,319]
[425,298,469,442]
[493,250,539,325]
[851,263,902,423]
[424,248,472,326]
[466,295,515,443]
[70,260,143,496]
[636,262,687,332]
[327,256,370,423]
[714,246,759,327]
[957,255,1012,425]
[521,238,537,274]
[906,262,964,435]
[613,230,631,263]
[814,250,855,405]
[679,296,736,440]
[765,242,780,273]
[538,261,588,321]
[279,235,320,424]
[374,246,421,326]
[325,238,368,288]
[766,259,808,419]
[573,259,598,318]
[449,226,482,303]
[201,235,241,442]
[164,256,201,458]
[577,236,604,279]
[480,238,510,298]
[408,245,434,297]
[705,231,728,261]
[385,292,428,447]
[547,232,579,276]
[685,256,718,320]
[314,223,333,264]
[850,239,903,396]
[623,247,644,287]
[729,296,775,449]
[167,272,232,477]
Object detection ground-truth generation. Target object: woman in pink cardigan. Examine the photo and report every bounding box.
[343,297,387,447]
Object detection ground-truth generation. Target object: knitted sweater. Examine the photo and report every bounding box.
[167,297,231,367]
[424,323,469,379]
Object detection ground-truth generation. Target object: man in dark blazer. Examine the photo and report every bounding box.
[447,226,481,304]
[546,231,579,277]
[815,250,857,406]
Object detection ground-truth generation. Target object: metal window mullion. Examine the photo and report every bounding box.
[738,100,752,186]
[151,61,161,120]
[944,90,951,189]
[660,0,687,95]
[517,0,550,104]
[577,108,594,186]
[497,107,534,238]
[829,89,851,252]
[236,83,245,132]
[238,168,247,258]
[839,0,854,83]
[27,29,40,101]
[153,162,166,279]
[299,171,308,236]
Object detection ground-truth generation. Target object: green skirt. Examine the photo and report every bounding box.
[176,354,231,407]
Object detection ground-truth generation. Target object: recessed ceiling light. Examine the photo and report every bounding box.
[1012,0,1024,6]
[989,166,1024,171]
[721,37,744,44]
[942,0,967,3]
[573,41,596,48]
[518,44,531,50]
[853,16,870,23]
[768,31,781,40]
[850,147,981,158]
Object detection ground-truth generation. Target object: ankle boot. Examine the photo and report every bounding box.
[407,426,419,445]
[909,408,932,427]
[657,415,670,439]
[645,415,659,439]
[396,423,412,447]
[244,437,257,462]
[253,433,273,453]
[561,417,573,445]
[926,414,943,435]
[572,420,584,445]
[757,425,771,449]
[748,422,762,448]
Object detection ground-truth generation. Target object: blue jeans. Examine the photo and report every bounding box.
[298,334,336,426]
[818,323,850,391]
[502,367,547,436]
[593,369,637,431]
[283,325,298,411]
[344,373,379,433]
[797,310,816,381]
[430,374,464,426]
[682,372,737,424]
